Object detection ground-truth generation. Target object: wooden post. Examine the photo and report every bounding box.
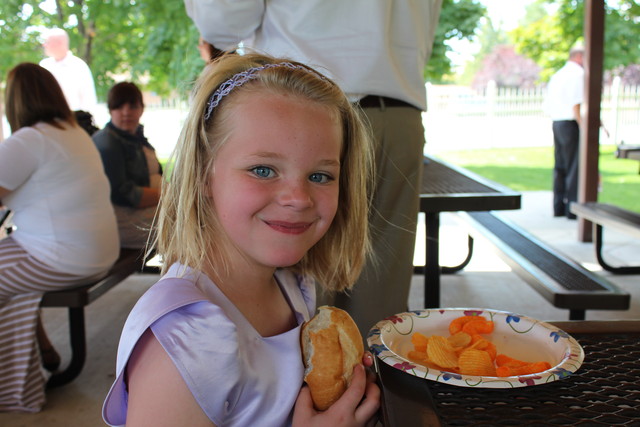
[578,0,605,242]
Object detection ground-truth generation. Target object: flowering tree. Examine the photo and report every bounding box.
[472,45,540,90]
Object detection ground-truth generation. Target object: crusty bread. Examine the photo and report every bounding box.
[300,305,364,411]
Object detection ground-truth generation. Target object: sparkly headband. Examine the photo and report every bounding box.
[204,62,325,120]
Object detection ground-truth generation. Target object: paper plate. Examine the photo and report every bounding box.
[367,308,584,388]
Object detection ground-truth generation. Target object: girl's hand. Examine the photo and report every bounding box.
[362,351,374,368]
[292,363,380,427]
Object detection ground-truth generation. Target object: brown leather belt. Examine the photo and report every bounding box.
[357,95,416,109]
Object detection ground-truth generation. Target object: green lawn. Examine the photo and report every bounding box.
[436,145,640,213]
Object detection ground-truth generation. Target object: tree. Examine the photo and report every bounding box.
[1,1,485,97]
[458,16,509,85]
[0,1,47,78]
[0,0,202,99]
[426,0,486,82]
[510,0,640,82]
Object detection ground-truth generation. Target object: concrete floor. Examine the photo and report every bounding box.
[1,191,638,426]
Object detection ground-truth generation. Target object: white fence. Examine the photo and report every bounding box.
[423,78,640,154]
[2,79,638,157]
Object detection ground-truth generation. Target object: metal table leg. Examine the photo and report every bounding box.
[594,224,640,274]
[424,212,440,308]
[47,307,86,388]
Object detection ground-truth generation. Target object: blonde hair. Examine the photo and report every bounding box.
[155,53,373,292]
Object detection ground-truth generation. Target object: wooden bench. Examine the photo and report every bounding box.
[40,248,159,388]
[570,202,640,274]
[615,144,640,173]
[459,211,630,321]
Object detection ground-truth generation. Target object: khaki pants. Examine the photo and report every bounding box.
[321,105,425,337]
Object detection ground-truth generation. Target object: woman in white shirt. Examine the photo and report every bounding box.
[0,63,119,412]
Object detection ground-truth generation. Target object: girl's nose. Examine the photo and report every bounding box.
[278,180,313,209]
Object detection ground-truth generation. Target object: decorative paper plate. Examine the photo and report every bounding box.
[367,308,584,388]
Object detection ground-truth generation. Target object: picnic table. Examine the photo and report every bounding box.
[615,144,640,173]
[375,319,640,426]
[417,155,521,308]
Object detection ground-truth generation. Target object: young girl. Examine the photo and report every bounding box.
[103,53,379,426]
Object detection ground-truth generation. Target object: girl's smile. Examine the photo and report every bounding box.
[263,220,313,235]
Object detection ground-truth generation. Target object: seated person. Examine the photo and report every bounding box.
[0,62,119,412]
[92,82,162,248]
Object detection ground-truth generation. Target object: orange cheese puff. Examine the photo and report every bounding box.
[411,332,429,353]
[496,361,552,377]
[470,334,485,344]
[449,316,486,335]
[516,361,552,375]
[496,366,513,377]
[462,319,494,335]
[495,354,529,368]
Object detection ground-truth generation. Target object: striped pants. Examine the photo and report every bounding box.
[0,237,95,412]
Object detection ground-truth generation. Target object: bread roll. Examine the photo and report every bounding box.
[300,305,364,411]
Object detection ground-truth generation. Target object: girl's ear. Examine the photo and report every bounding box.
[203,178,212,199]
[203,165,215,198]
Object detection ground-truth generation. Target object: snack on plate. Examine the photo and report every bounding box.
[300,306,364,411]
[407,315,552,377]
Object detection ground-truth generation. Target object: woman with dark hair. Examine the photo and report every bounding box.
[92,82,162,249]
[0,63,119,412]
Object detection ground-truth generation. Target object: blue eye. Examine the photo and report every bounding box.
[309,173,332,184]
[251,166,274,178]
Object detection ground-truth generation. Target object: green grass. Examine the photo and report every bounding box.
[436,145,640,213]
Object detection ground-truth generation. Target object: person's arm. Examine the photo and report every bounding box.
[573,104,581,125]
[600,120,610,138]
[0,186,10,201]
[77,60,98,115]
[0,130,39,201]
[184,0,265,50]
[138,187,160,208]
[126,329,215,427]
[93,131,146,208]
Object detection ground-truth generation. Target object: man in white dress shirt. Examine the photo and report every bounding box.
[544,46,585,220]
[184,0,443,336]
[40,28,98,116]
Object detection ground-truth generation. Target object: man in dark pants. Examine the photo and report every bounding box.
[552,120,580,219]
[545,47,584,219]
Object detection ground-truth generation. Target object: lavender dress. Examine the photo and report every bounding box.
[103,263,316,427]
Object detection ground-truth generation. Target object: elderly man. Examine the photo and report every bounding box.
[40,28,98,115]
